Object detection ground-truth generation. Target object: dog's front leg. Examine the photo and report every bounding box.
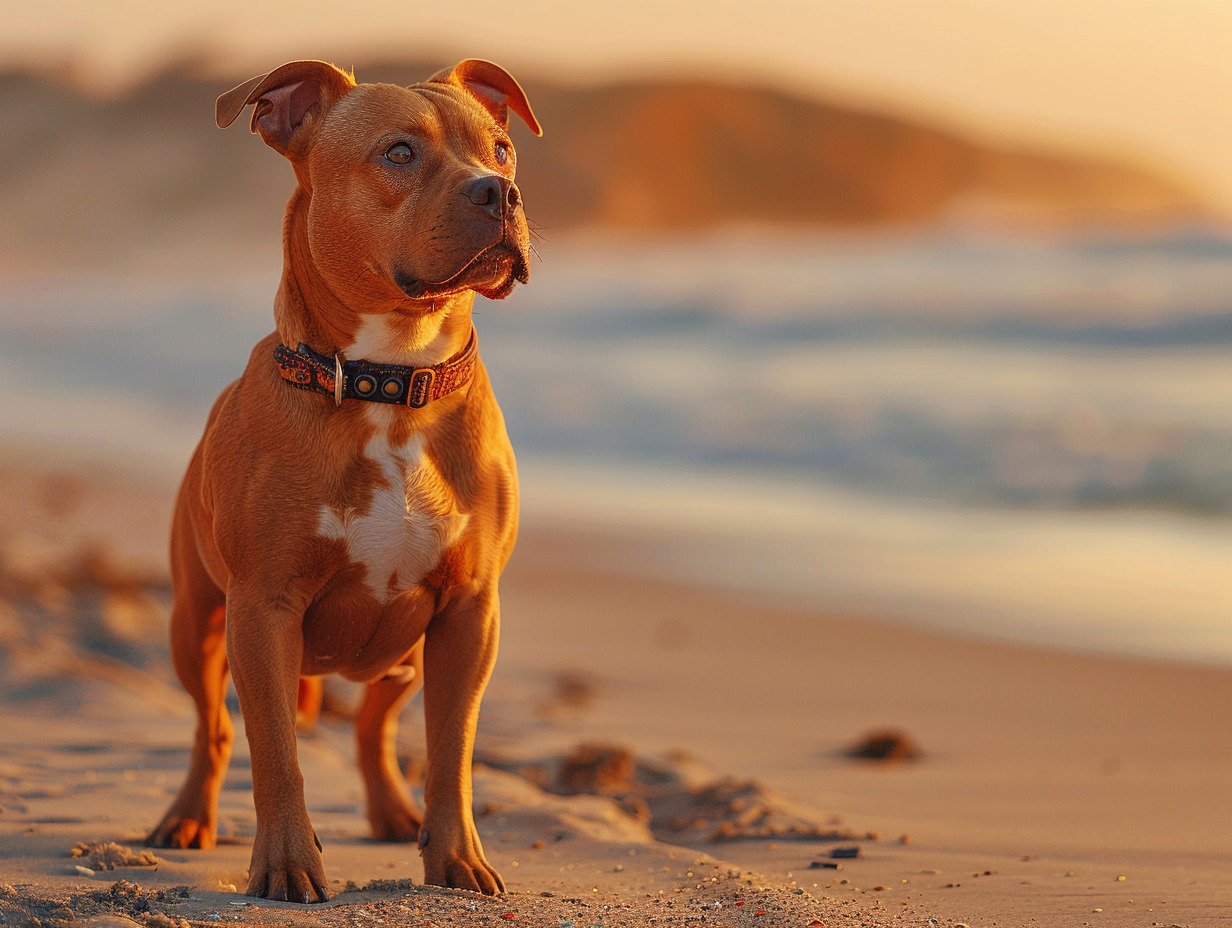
[420,590,505,894]
[225,586,328,902]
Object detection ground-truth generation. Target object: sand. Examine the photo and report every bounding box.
[2,450,1230,928]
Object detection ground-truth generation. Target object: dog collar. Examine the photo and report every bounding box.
[273,329,479,408]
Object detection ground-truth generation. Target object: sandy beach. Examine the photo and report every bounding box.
[1,451,1230,928]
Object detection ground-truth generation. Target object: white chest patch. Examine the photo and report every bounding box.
[317,431,468,603]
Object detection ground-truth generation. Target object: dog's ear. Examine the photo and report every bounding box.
[216,60,356,155]
[429,59,542,137]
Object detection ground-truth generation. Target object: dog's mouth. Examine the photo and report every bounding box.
[393,240,529,304]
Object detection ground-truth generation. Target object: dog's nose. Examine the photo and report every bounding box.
[464,175,519,220]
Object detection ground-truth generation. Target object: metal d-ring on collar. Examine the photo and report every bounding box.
[272,329,478,410]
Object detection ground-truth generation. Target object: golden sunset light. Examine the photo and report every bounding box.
[3,4,1232,927]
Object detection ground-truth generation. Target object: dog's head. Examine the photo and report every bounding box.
[217,60,541,307]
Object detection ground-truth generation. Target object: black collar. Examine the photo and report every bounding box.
[273,329,478,408]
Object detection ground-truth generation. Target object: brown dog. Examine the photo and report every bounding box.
[144,59,541,902]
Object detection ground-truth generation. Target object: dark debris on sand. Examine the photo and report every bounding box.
[844,729,923,763]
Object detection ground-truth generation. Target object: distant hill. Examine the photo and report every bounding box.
[0,59,1208,270]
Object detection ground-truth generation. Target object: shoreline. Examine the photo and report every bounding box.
[516,457,1232,670]
[5,439,1232,670]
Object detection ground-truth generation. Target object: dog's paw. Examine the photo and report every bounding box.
[245,827,329,903]
[145,814,216,850]
[443,857,505,895]
[422,835,505,895]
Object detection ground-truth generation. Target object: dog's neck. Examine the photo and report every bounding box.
[272,188,476,369]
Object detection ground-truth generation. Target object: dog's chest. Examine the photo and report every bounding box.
[316,433,467,603]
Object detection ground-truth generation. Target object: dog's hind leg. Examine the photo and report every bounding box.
[146,496,233,850]
[356,640,425,842]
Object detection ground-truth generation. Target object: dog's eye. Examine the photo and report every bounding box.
[494,141,510,166]
[385,142,415,165]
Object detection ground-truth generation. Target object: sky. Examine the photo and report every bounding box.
[4,0,1231,211]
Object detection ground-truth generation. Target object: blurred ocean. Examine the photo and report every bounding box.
[2,230,1230,663]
